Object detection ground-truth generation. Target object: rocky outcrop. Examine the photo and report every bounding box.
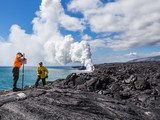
[0,61,160,120]
[65,62,160,108]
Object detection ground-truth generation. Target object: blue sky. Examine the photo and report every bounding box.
[0,0,160,67]
[0,0,41,38]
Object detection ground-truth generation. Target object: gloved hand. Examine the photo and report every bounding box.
[45,74,48,78]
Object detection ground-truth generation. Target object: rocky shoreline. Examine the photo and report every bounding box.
[0,61,160,120]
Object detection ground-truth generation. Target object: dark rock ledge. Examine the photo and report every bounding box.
[0,61,160,120]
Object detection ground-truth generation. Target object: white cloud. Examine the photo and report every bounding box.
[88,39,107,52]
[127,52,137,56]
[0,36,5,42]
[68,0,102,12]
[141,52,160,58]
[92,55,136,64]
[92,52,160,64]
[0,0,93,70]
[0,0,160,66]
[44,34,93,70]
[35,0,85,32]
[96,33,111,38]
[68,0,160,51]
[59,14,85,31]
[81,34,92,40]
[70,40,93,70]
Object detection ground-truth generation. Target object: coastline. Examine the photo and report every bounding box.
[0,66,85,91]
[0,61,160,120]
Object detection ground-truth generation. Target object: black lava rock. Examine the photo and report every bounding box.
[0,61,160,120]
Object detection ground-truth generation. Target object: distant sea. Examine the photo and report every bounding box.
[0,66,86,91]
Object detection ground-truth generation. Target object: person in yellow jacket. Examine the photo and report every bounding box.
[35,62,48,87]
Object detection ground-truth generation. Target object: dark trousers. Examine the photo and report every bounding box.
[12,67,19,89]
[35,76,46,87]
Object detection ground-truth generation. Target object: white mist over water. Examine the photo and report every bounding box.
[0,0,94,71]
[44,35,94,71]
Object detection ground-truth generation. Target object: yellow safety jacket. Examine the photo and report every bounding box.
[37,66,48,79]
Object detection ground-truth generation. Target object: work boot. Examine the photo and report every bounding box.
[13,87,21,92]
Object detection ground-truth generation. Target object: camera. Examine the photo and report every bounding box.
[38,70,42,74]
[22,53,27,64]
[22,58,27,64]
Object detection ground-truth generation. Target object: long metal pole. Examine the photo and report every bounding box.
[22,53,25,90]
[22,64,24,90]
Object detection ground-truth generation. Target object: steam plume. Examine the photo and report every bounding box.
[44,35,93,71]
[0,0,94,71]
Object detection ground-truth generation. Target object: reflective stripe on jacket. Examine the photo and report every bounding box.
[37,66,48,79]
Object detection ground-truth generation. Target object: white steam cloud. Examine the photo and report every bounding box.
[0,0,93,70]
[44,35,93,70]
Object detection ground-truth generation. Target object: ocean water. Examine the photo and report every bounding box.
[0,66,86,91]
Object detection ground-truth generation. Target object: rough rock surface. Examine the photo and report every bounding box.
[0,61,160,120]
